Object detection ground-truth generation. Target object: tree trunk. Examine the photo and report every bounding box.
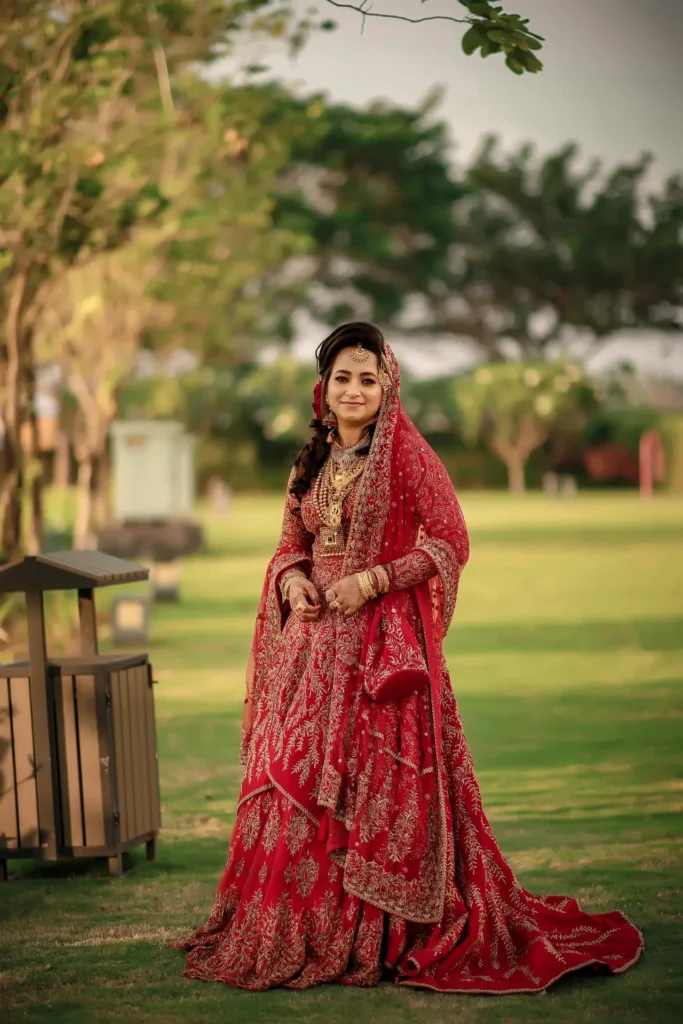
[505,453,527,493]
[0,459,22,561]
[1,272,29,561]
[491,415,548,494]
[91,442,112,533]
[53,428,71,487]
[74,455,93,550]
[0,415,22,562]
[25,362,44,555]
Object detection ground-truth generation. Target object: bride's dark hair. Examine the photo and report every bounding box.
[289,322,386,504]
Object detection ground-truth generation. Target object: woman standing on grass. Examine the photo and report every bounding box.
[176,323,643,992]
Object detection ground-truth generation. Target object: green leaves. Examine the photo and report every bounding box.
[453,137,683,357]
[266,86,464,337]
[458,1,544,73]
[461,24,485,55]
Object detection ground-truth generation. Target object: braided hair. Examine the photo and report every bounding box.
[289,322,386,505]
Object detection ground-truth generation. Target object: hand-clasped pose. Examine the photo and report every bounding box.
[176,323,643,992]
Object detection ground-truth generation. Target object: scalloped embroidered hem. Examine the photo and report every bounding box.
[175,787,645,993]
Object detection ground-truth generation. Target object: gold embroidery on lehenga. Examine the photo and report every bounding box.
[261,796,282,855]
[295,854,320,898]
[359,771,393,843]
[386,778,420,863]
[286,808,315,855]
[239,799,262,851]
[344,849,442,924]
[177,345,643,994]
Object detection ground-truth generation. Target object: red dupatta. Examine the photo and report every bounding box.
[243,342,468,744]
[240,342,469,923]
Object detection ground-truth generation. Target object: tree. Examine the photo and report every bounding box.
[145,76,312,366]
[426,138,683,361]
[454,361,599,491]
[260,93,682,364]
[260,87,464,338]
[0,0,306,559]
[32,67,318,544]
[35,234,169,547]
[0,1,548,559]
[323,0,544,74]
[0,2,194,556]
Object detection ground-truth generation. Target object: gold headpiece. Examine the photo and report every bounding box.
[350,342,370,363]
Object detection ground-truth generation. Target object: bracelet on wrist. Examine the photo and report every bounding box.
[372,564,390,595]
[355,569,378,601]
[280,569,306,600]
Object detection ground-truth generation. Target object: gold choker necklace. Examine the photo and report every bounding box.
[329,430,371,472]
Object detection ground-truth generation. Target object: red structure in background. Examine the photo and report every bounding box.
[639,430,664,499]
[584,443,638,484]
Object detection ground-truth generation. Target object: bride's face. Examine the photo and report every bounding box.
[326,347,382,431]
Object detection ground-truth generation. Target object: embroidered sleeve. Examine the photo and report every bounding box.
[271,473,315,597]
[412,445,469,633]
[384,549,438,592]
[383,441,469,633]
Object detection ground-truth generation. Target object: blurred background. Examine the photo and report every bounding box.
[1,0,682,570]
[1,3,682,1021]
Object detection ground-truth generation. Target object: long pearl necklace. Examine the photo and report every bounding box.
[314,434,369,555]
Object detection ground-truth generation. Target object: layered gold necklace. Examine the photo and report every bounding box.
[313,433,369,555]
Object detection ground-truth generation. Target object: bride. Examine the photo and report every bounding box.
[176,322,643,992]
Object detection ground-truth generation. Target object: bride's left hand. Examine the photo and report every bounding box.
[326,575,365,617]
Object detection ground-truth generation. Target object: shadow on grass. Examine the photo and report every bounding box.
[445,617,683,655]
[138,612,683,661]
[469,523,683,548]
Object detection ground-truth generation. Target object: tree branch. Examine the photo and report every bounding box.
[147,1,175,115]
[50,170,78,247]
[323,0,469,26]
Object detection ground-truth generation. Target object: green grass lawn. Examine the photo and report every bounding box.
[2,491,683,1023]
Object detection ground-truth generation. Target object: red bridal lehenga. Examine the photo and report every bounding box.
[176,345,643,993]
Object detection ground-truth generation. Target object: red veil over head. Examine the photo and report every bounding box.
[341,342,467,634]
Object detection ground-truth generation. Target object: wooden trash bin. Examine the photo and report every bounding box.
[0,551,160,879]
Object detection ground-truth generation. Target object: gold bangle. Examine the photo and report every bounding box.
[373,565,390,594]
[281,570,306,600]
[355,570,377,601]
[354,572,367,600]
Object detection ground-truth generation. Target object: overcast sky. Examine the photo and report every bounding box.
[223,0,683,378]
[231,0,683,179]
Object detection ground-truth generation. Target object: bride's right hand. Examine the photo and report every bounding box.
[288,580,322,622]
